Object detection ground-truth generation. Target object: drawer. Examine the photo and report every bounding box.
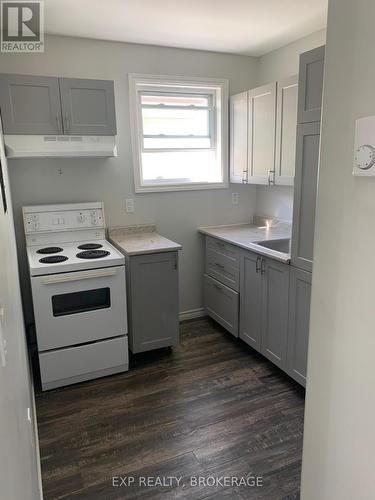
[206,236,240,267]
[205,248,240,291]
[39,336,129,390]
[204,274,239,337]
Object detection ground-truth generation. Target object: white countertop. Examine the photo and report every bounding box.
[108,225,182,256]
[198,218,292,263]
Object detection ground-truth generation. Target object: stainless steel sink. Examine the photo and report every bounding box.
[254,238,291,253]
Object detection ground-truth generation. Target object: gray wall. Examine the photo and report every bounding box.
[0,35,258,322]
[255,29,326,222]
[301,1,375,498]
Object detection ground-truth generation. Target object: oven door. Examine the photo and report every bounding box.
[31,266,127,351]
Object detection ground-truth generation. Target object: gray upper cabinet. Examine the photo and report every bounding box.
[291,121,321,272]
[247,82,277,185]
[240,251,262,351]
[0,74,62,135]
[275,75,298,185]
[297,45,325,123]
[59,78,117,135]
[0,73,117,135]
[127,251,179,354]
[287,267,312,387]
[261,258,290,370]
[230,91,248,184]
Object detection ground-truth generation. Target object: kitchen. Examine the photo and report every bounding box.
[0,1,374,499]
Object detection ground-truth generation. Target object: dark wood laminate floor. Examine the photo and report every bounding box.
[35,318,305,500]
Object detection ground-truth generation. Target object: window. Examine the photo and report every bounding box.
[129,74,228,192]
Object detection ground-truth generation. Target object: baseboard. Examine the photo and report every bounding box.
[179,308,206,321]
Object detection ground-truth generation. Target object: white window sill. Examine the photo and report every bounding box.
[135,181,229,193]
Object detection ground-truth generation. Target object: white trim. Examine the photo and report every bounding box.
[134,182,228,194]
[179,308,206,322]
[30,366,44,499]
[128,73,229,194]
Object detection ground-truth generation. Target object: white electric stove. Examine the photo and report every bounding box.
[23,202,129,391]
[26,239,125,276]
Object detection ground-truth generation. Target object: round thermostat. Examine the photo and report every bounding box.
[354,144,375,170]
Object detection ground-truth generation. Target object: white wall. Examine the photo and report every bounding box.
[257,29,326,85]
[301,1,375,498]
[0,126,41,499]
[255,29,326,222]
[0,35,258,322]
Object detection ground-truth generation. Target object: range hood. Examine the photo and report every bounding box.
[4,135,117,158]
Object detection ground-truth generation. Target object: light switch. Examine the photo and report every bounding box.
[125,199,135,213]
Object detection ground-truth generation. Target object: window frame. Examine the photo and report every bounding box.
[128,74,229,193]
[140,90,215,152]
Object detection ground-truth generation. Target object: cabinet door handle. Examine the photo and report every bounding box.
[56,115,62,134]
[268,169,276,186]
[255,256,261,273]
[260,258,266,275]
[242,169,247,184]
[214,283,223,291]
[215,262,225,269]
[64,113,70,134]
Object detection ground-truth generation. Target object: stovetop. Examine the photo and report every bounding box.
[27,239,125,276]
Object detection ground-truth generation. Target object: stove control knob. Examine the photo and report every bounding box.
[91,218,99,226]
[77,213,86,223]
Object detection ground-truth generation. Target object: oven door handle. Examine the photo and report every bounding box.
[41,268,119,285]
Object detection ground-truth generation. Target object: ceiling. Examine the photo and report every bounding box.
[44,0,328,57]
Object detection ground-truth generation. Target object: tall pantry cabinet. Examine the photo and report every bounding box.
[287,45,325,386]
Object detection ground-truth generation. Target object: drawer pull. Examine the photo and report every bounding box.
[215,262,225,269]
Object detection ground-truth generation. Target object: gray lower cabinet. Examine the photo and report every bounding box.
[59,78,117,135]
[126,251,179,353]
[240,252,290,369]
[205,246,239,291]
[286,267,312,387]
[261,258,290,370]
[204,274,239,337]
[239,251,262,350]
[0,74,62,134]
[203,236,304,383]
[0,73,117,135]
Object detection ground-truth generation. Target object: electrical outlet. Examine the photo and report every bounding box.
[232,192,239,205]
[125,199,135,213]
